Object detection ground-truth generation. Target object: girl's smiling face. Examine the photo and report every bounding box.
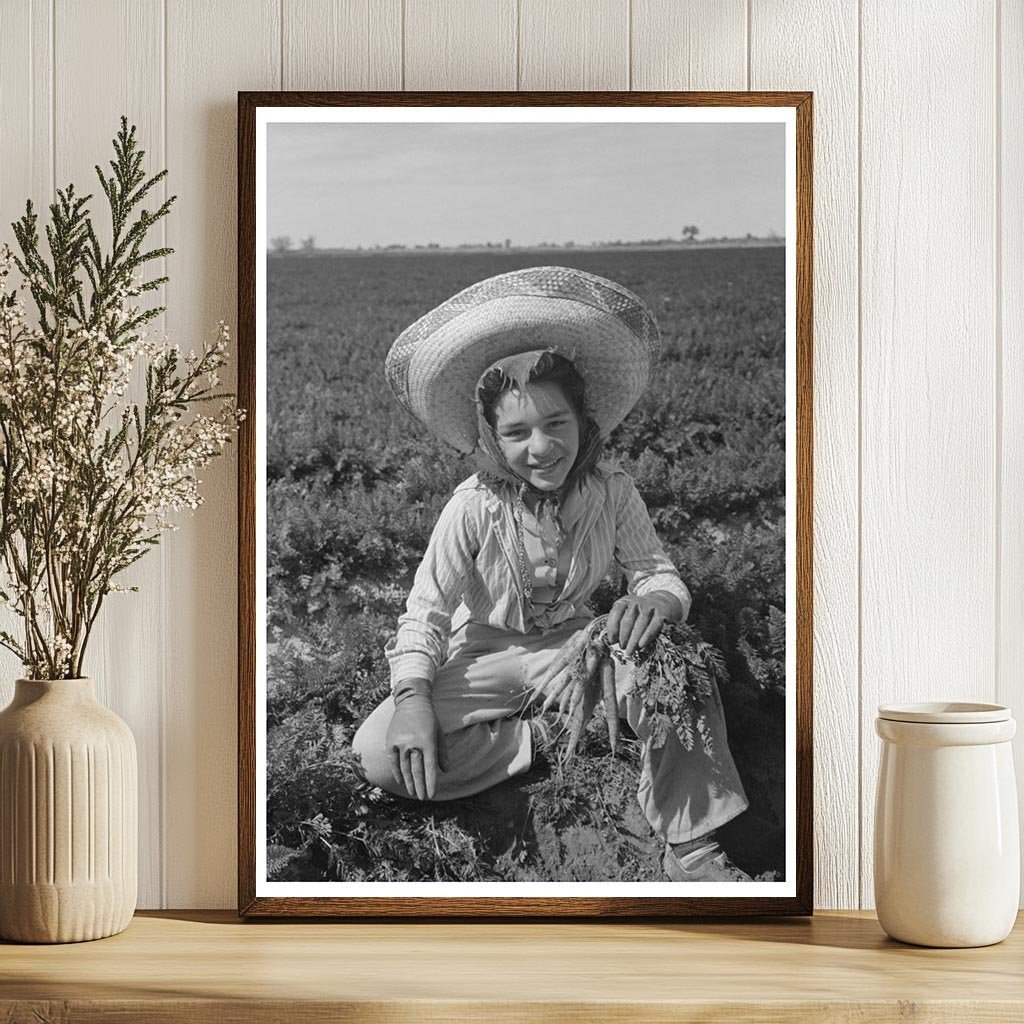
[492,381,581,491]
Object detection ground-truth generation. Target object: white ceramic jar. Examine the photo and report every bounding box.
[874,702,1019,947]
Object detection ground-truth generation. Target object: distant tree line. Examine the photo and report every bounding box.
[263,224,794,255]
[270,236,316,253]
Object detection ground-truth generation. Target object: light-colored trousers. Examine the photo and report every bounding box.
[352,617,749,844]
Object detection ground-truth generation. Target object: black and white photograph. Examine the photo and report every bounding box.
[242,96,809,913]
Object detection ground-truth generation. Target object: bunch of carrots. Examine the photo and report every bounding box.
[534,615,727,765]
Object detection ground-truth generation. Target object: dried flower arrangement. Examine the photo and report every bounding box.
[0,118,243,679]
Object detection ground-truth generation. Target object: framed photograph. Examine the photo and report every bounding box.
[238,91,812,917]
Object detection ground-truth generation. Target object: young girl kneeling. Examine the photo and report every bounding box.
[353,266,750,882]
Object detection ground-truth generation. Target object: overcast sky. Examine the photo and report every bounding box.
[268,121,785,248]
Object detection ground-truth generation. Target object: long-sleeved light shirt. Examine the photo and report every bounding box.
[385,460,692,688]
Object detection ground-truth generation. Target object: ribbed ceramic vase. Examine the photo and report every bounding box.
[874,702,1020,948]
[0,678,137,943]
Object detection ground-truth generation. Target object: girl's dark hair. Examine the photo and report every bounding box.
[477,351,587,428]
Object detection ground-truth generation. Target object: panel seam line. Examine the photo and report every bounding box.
[856,0,864,911]
[994,0,1003,708]
[746,0,752,90]
[627,0,632,91]
[50,0,55,197]
[160,0,169,911]
[516,0,521,90]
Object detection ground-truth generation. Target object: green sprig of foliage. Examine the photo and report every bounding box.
[0,118,242,679]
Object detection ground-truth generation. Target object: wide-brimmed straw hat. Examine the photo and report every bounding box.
[384,266,661,453]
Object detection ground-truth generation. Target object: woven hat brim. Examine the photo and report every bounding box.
[403,294,652,453]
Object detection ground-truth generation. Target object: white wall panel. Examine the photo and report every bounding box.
[0,0,51,228]
[284,0,402,91]
[0,2,53,700]
[519,0,628,90]
[405,0,516,90]
[164,0,279,909]
[0,0,1017,910]
[750,0,860,910]
[859,0,997,908]
[631,0,746,91]
[52,0,167,910]
[1000,0,1024,899]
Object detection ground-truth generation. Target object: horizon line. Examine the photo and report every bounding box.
[266,234,786,254]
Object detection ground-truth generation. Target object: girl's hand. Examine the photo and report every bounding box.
[606,593,682,658]
[531,626,590,712]
[387,682,448,800]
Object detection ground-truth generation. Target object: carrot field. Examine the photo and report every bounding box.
[265,246,787,883]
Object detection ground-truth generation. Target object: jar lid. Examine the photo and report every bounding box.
[877,701,1011,724]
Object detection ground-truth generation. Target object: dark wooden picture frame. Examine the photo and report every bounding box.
[238,91,813,917]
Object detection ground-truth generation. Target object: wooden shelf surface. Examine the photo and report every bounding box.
[2,910,1023,1022]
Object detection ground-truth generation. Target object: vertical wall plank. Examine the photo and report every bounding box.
[405,0,516,90]
[631,0,746,90]
[283,0,401,90]
[0,2,53,701]
[51,0,166,910]
[53,0,163,225]
[860,1,997,909]
[750,1,860,910]
[0,0,52,224]
[999,0,1024,903]
[519,0,628,90]
[165,0,279,909]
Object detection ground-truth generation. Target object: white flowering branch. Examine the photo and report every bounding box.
[0,117,243,679]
